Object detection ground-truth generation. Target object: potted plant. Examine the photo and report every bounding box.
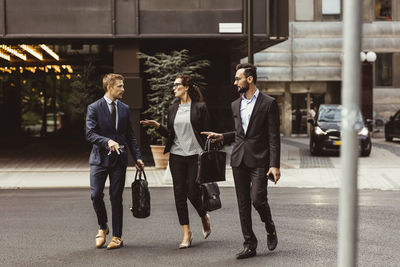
[139,49,210,168]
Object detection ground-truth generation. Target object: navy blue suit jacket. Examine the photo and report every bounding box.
[86,98,142,167]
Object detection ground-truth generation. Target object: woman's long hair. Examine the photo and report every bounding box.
[177,74,204,102]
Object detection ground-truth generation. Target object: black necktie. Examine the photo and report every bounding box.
[111,101,116,125]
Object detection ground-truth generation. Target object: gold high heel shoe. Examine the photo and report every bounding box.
[179,231,193,249]
[201,214,211,239]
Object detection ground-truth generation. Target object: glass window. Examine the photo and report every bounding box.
[375,0,392,21]
[296,0,314,21]
[375,53,392,87]
[322,0,341,15]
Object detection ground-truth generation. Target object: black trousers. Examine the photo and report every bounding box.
[169,153,207,225]
[232,163,275,249]
[90,159,126,237]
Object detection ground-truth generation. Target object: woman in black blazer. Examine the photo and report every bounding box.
[140,74,211,249]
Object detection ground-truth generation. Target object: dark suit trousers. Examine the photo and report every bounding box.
[90,159,126,237]
[232,164,275,249]
[169,153,207,225]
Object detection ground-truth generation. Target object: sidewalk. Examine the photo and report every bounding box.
[1,137,400,190]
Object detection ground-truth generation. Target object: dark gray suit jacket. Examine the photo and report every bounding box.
[86,98,142,167]
[223,92,280,169]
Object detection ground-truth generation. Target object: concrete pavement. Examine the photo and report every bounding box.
[1,137,400,190]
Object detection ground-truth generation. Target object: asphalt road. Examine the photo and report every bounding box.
[0,187,399,267]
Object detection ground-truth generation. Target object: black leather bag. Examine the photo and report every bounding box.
[200,182,221,212]
[196,139,226,184]
[130,169,150,218]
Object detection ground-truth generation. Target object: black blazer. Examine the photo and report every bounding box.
[157,101,210,154]
[223,92,280,169]
[86,98,142,167]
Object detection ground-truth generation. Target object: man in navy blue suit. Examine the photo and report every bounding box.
[86,73,144,249]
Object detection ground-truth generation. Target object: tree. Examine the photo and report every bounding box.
[139,49,210,144]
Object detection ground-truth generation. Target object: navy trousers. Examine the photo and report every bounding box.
[90,159,126,237]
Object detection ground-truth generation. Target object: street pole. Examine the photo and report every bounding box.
[338,0,362,266]
[247,0,254,64]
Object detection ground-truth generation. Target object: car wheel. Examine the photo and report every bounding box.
[310,139,320,156]
[385,130,392,142]
[361,141,371,157]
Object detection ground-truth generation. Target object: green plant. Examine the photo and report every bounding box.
[67,62,103,127]
[139,49,210,144]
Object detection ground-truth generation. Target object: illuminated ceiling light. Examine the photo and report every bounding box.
[39,44,59,61]
[25,67,36,73]
[66,65,73,73]
[0,51,11,61]
[0,67,12,74]
[0,45,26,61]
[20,45,43,61]
[52,65,61,73]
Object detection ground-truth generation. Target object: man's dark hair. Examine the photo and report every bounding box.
[236,63,257,84]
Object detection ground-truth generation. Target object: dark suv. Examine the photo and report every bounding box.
[385,109,400,141]
[308,104,371,157]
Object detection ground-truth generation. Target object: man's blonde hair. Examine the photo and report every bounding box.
[102,73,124,92]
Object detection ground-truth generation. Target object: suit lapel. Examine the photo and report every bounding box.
[100,98,116,132]
[169,103,179,128]
[246,93,263,136]
[233,98,244,135]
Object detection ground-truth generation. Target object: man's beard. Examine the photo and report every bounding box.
[237,82,250,94]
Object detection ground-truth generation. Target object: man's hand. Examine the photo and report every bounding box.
[136,159,145,170]
[200,131,223,143]
[267,167,281,184]
[108,139,121,155]
[140,120,160,129]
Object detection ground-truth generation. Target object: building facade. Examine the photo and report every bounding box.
[251,0,400,136]
[0,0,288,149]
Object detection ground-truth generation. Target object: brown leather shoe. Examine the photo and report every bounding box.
[107,236,123,249]
[95,227,109,248]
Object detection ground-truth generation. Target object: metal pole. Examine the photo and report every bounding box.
[338,0,362,266]
[247,0,254,64]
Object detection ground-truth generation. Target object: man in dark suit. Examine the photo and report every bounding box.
[202,63,281,259]
[86,73,144,249]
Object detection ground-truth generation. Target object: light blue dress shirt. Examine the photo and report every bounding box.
[104,95,118,130]
[240,89,259,134]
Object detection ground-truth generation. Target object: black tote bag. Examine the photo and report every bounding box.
[200,182,222,212]
[130,169,150,218]
[196,139,226,184]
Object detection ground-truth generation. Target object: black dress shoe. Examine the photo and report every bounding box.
[236,247,257,259]
[267,231,278,251]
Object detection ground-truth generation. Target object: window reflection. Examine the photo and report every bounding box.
[375,0,391,21]
[375,53,392,87]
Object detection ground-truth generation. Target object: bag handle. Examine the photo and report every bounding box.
[134,168,147,181]
[204,138,215,152]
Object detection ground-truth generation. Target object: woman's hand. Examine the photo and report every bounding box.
[140,120,160,129]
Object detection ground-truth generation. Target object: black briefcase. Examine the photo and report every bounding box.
[130,169,150,218]
[196,139,226,184]
[200,182,222,212]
